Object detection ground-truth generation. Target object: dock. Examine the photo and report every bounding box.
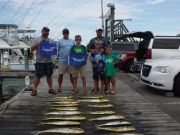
[0,62,180,135]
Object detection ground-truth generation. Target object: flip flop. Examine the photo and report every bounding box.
[110,91,115,95]
[58,88,62,92]
[105,90,110,94]
[48,89,57,95]
[31,90,37,96]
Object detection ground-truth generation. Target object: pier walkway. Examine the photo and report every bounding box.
[1,62,180,135]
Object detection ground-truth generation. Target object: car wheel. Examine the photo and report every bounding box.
[173,74,180,96]
[125,60,136,73]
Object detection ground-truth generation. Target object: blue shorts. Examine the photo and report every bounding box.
[93,72,105,81]
[35,62,53,78]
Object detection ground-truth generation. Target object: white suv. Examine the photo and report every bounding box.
[140,56,180,96]
[147,36,180,59]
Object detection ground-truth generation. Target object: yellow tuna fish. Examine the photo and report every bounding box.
[50,104,78,107]
[40,116,86,121]
[45,111,81,115]
[33,128,84,135]
[88,104,113,108]
[88,111,115,115]
[98,121,131,127]
[97,126,136,132]
[77,99,109,103]
[90,115,125,121]
[49,107,78,111]
[38,121,80,126]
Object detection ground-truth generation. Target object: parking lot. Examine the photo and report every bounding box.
[117,70,180,124]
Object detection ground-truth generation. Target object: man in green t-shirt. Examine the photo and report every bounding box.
[69,35,87,95]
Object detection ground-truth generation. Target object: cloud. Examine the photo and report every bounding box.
[148,0,166,5]
[2,0,178,43]
[114,3,143,19]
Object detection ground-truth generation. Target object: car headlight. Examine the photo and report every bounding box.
[154,66,170,73]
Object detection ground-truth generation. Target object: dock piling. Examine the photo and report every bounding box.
[24,48,29,70]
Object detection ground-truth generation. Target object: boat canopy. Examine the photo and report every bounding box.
[0,39,11,49]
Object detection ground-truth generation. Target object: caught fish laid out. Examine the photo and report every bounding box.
[98,121,131,127]
[41,116,86,121]
[49,107,78,111]
[90,115,125,121]
[88,111,115,115]
[45,98,75,102]
[96,126,136,132]
[55,96,73,99]
[33,128,84,135]
[81,96,104,99]
[38,121,80,126]
[77,99,109,103]
[88,104,113,108]
[45,111,81,115]
[50,101,79,104]
[50,104,78,107]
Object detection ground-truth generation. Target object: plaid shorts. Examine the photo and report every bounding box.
[35,62,53,78]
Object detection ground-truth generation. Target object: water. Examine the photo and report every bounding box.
[0,78,25,104]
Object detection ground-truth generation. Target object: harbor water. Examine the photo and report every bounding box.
[0,78,25,104]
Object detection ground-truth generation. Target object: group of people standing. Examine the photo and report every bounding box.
[30,27,119,96]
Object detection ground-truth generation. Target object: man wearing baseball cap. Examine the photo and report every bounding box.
[87,28,110,52]
[57,28,75,92]
[30,26,56,96]
[87,28,110,93]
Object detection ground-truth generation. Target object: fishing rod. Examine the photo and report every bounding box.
[10,0,29,23]
[17,0,37,26]
[0,0,11,24]
[28,0,47,28]
[0,0,10,14]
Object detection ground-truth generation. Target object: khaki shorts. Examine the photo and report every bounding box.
[58,63,72,75]
[71,65,86,78]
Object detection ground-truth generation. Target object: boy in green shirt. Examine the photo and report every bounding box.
[104,48,119,95]
[69,35,87,95]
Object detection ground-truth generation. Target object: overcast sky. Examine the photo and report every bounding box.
[0,0,180,44]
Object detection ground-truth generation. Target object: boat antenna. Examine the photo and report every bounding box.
[17,0,37,26]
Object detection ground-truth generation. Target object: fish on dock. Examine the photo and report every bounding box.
[49,101,79,104]
[81,96,104,99]
[88,104,113,108]
[97,121,131,127]
[88,111,115,115]
[89,115,125,121]
[50,104,79,107]
[45,111,81,115]
[33,128,84,135]
[96,126,136,132]
[40,116,86,121]
[45,98,75,102]
[77,99,109,103]
[38,121,80,126]
[49,107,78,111]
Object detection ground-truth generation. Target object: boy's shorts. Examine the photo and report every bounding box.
[71,65,86,78]
[35,62,53,78]
[58,63,72,75]
[93,72,105,81]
